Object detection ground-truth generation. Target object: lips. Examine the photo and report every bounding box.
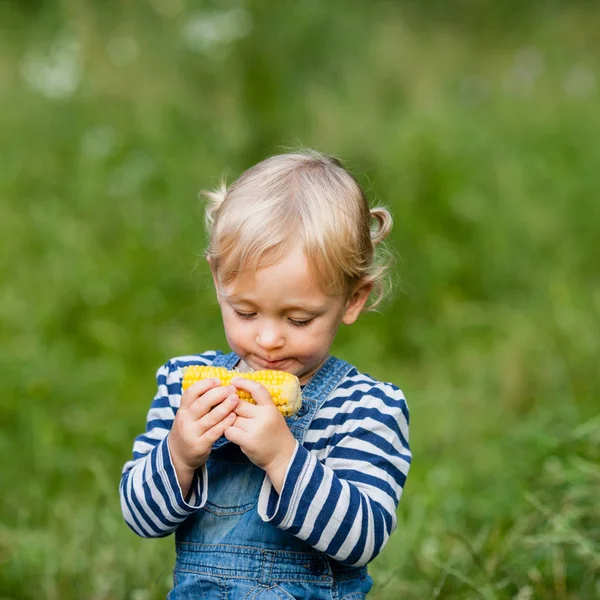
[254,356,289,370]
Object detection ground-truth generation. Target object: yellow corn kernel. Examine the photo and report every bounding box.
[181,365,302,417]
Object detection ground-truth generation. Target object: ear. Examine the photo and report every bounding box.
[341,281,373,325]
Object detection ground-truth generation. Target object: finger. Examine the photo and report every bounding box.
[188,385,237,420]
[231,377,273,406]
[233,400,256,418]
[180,377,221,409]
[197,394,239,435]
[201,412,237,445]
[224,424,245,446]
[229,415,251,432]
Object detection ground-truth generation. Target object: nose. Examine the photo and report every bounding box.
[256,321,285,350]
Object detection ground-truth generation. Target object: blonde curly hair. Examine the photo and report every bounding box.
[202,150,394,310]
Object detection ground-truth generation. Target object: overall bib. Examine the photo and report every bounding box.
[169,352,373,599]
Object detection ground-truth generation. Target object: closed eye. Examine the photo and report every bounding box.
[288,318,313,327]
[234,310,256,320]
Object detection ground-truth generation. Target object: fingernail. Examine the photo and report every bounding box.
[228,394,238,403]
[212,378,221,385]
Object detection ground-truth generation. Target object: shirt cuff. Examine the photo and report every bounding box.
[161,436,208,512]
[257,441,313,528]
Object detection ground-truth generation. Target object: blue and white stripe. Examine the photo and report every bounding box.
[120,352,411,567]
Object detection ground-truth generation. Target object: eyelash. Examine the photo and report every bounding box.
[288,318,312,327]
[234,311,255,320]
[233,311,313,327]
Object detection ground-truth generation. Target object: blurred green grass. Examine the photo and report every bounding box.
[1,1,599,598]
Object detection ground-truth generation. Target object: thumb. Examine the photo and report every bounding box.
[230,377,273,406]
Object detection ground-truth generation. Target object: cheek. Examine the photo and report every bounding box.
[223,315,243,334]
[221,312,243,342]
[295,323,337,353]
[221,315,258,351]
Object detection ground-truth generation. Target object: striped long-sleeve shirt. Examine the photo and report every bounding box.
[120,351,411,567]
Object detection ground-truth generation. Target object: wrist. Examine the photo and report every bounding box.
[167,436,197,501]
[167,435,196,475]
[265,435,297,494]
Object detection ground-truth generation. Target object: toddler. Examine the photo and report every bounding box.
[120,150,411,598]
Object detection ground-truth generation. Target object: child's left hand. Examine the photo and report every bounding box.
[224,377,297,493]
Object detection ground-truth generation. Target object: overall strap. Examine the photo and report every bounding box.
[302,355,354,408]
[211,351,240,369]
[287,355,354,442]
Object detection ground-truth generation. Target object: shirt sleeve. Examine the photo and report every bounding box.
[119,351,219,538]
[257,376,411,567]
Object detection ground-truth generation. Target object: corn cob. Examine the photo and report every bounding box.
[181,365,302,417]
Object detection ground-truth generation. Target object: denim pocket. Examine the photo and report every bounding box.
[337,571,373,599]
[242,584,297,599]
[202,445,263,516]
[169,570,223,599]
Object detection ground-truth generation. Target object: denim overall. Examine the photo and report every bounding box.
[170,352,373,599]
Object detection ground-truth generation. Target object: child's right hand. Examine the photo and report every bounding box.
[168,378,239,488]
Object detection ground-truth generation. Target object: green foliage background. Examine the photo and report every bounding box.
[1,1,599,598]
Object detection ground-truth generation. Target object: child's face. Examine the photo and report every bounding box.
[213,244,370,385]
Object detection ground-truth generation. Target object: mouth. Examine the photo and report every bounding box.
[254,356,289,370]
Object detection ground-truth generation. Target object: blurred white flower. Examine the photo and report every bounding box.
[419,537,440,562]
[563,64,596,98]
[503,46,544,96]
[181,8,252,56]
[514,586,534,600]
[81,126,118,161]
[514,47,544,78]
[106,36,139,67]
[20,34,82,99]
